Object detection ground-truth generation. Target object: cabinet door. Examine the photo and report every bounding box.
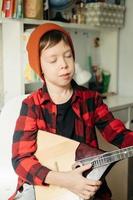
[96,106,129,200]
[2,20,25,103]
[96,130,128,200]
[112,108,128,124]
[96,105,133,200]
[0,23,3,109]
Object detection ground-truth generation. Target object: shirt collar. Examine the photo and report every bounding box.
[71,80,85,103]
[39,82,51,104]
[39,79,82,105]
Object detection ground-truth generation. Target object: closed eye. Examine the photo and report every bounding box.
[49,59,57,63]
[47,57,57,63]
[64,52,73,58]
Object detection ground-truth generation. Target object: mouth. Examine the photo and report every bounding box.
[60,73,70,77]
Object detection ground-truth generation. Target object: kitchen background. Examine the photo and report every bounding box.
[0,0,129,108]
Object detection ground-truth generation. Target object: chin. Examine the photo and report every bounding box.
[58,80,71,87]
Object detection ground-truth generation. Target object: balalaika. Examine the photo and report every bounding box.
[34,130,133,200]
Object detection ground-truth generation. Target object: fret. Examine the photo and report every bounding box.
[95,158,104,168]
[79,146,133,168]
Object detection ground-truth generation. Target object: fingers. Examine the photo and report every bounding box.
[75,164,101,185]
[75,164,101,187]
[70,164,102,199]
[81,176,101,199]
[85,184,101,192]
[79,190,95,200]
[86,179,102,187]
[76,164,92,174]
[79,184,100,200]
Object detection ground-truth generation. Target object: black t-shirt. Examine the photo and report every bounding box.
[56,98,75,139]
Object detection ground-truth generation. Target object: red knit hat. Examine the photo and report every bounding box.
[26,22,75,80]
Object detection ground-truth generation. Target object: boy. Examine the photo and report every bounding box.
[10,23,133,200]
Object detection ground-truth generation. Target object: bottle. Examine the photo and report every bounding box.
[43,0,49,20]
[76,2,86,24]
[16,0,23,19]
[71,8,77,23]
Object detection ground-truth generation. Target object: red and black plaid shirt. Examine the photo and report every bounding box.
[9,81,133,200]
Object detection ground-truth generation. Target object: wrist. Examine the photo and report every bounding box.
[45,170,67,188]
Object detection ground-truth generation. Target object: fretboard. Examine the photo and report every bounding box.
[79,146,133,168]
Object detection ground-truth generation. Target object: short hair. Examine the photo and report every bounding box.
[39,30,73,54]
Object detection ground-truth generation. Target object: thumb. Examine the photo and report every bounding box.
[76,164,92,174]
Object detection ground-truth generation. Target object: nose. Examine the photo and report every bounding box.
[59,57,68,69]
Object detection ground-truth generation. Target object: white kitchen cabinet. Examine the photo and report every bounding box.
[119,0,133,97]
[0,21,3,110]
[97,95,133,200]
[0,18,119,106]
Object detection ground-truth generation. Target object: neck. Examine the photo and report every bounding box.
[46,82,73,104]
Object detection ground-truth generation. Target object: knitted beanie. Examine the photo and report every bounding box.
[26,22,75,80]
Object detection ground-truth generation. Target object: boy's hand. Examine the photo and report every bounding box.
[62,164,101,200]
[45,164,102,200]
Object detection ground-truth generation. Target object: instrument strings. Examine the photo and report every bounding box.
[78,146,133,168]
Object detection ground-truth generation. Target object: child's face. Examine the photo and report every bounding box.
[40,39,75,88]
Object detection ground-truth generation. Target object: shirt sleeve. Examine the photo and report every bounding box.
[12,97,51,185]
[94,92,133,148]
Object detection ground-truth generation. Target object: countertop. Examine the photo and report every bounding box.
[104,95,133,111]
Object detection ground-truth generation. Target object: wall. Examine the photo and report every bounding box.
[0,23,3,109]
[119,0,133,96]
